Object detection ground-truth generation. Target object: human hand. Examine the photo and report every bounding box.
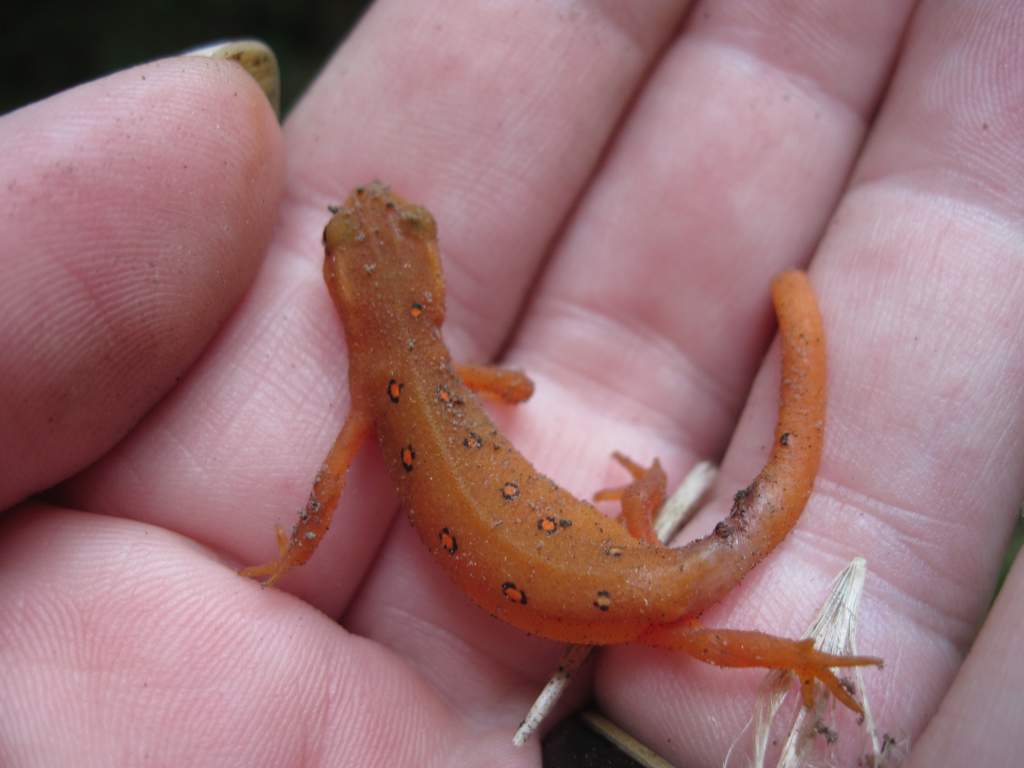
[2,3,1022,767]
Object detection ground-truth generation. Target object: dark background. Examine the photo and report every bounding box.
[2,0,374,116]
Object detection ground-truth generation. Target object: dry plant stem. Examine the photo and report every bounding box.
[580,712,676,768]
[512,461,718,746]
[741,557,878,768]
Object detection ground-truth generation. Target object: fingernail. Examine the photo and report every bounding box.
[186,39,280,119]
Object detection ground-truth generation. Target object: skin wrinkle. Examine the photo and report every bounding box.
[812,481,979,643]
[524,295,734,453]
[370,601,524,715]
[688,33,871,131]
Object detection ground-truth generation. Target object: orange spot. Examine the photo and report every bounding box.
[401,445,415,472]
[593,591,612,611]
[410,303,424,318]
[438,527,458,555]
[537,516,572,535]
[387,379,402,403]
[501,481,520,501]
[438,386,451,403]
[502,582,527,605]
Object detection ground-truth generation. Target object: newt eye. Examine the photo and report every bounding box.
[501,482,520,501]
[501,582,527,605]
[604,546,624,558]
[401,445,416,472]
[593,591,612,612]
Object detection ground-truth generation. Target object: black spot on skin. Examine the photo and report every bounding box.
[780,432,790,446]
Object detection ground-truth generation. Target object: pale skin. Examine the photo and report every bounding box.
[1,3,1022,768]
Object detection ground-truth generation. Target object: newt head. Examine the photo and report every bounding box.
[323,182,446,330]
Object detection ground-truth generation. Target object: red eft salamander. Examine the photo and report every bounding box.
[243,183,881,712]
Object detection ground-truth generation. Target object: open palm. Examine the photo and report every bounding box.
[3,3,1023,766]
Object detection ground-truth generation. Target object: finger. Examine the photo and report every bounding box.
[65,1,699,613]
[0,506,538,767]
[907,548,1024,767]
[0,57,283,509]
[509,0,916,490]
[599,1,1024,764]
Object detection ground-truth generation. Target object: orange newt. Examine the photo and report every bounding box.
[243,183,881,712]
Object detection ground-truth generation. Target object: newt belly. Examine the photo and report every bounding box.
[243,182,881,712]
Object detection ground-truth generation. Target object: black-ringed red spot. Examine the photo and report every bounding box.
[438,527,458,555]
[501,481,520,501]
[463,431,483,449]
[537,516,572,535]
[593,591,612,612]
[387,379,403,403]
[501,582,527,605]
[410,303,424,318]
[401,445,416,472]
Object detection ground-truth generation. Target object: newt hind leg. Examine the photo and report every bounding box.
[594,452,666,545]
[639,622,882,714]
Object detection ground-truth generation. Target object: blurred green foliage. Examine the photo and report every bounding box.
[2,0,372,116]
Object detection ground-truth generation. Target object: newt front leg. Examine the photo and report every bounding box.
[242,364,532,586]
[241,409,372,586]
